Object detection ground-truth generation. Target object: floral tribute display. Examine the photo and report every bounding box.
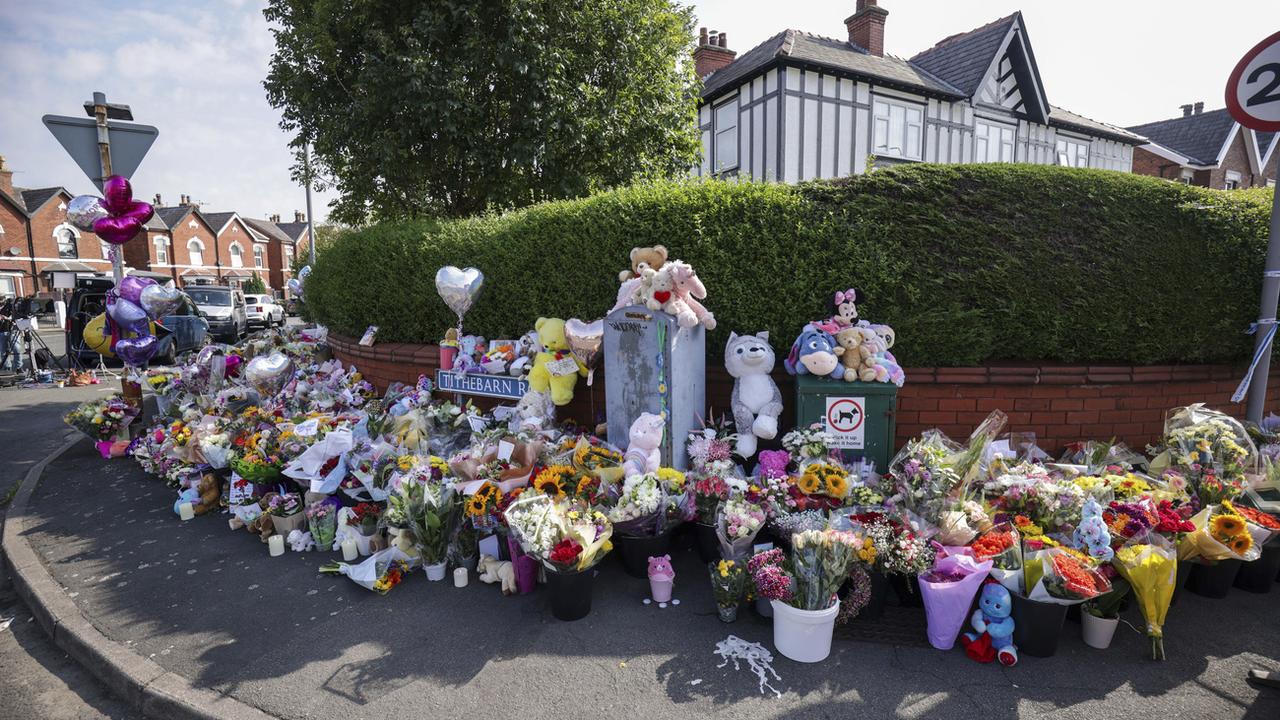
[61,247,1280,661]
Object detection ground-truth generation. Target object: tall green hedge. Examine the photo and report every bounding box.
[305,165,1275,367]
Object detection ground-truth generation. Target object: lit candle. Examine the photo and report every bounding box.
[341,538,358,562]
[453,567,468,588]
[178,502,195,521]
[268,534,285,557]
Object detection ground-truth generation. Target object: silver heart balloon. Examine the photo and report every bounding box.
[297,265,312,282]
[140,283,183,319]
[564,318,604,372]
[244,352,294,397]
[434,266,484,321]
[67,195,109,233]
[107,296,149,332]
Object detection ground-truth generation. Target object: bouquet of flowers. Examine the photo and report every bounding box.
[231,428,285,484]
[772,509,829,542]
[503,492,613,572]
[607,473,667,537]
[789,529,860,611]
[749,548,793,604]
[550,435,626,485]
[716,494,766,562]
[1155,404,1255,504]
[1179,501,1263,563]
[1041,550,1112,602]
[319,546,415,595]
[795,462,850,508]
[781,424,836,467]
[918,552,993,650]
[306,496,340,550]
[692,474,731,524]
[347,502,382,537]
[856,513,933,577]
[970,522,1022,593]
[1113,536,1178,660]
[267,492,303,517]
[708,559,748,620]
[64,394,139,442]
[687,426,737,477]
[745,472,800,518]
[398,469,460,567]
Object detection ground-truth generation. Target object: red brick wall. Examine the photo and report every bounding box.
[1211,131,1265,189]
[1131,146,1182,181]
[0,194,32,294]
[268,241,295,297]
[217,218,253,281]
[328,333,1280,455]
[167,211,218,285]
[28,191,115,287]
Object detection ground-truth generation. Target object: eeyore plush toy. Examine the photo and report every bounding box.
[783,324,844,380]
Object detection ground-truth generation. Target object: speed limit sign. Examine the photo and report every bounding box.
[1226,30,1280,131]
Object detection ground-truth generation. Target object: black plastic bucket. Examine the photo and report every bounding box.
[547,568,594,621]
[1010,593,1068,658]
[1187,559,1241,599]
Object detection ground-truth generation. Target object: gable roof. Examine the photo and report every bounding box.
[909,14,1018,97]
[1126,109,1236,166]
[243,217,293,244]
[701,29,963,101]
[274,221,309,243]
[154,205,193,229]
[12,186,67,215]
[200,211,237,235]
[1258,131,1276,166]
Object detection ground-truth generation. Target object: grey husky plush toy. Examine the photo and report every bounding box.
[726,332,784,459]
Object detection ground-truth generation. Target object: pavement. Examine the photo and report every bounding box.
[3,420,1279,720]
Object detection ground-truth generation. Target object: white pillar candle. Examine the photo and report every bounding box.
[341,538,358,562]
[453,567,469,588]
[178,502,195,521]
[268,534,285,557]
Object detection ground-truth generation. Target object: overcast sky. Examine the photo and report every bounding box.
[1,1,1276,223]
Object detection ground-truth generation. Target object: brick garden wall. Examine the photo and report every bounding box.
[329,332,1280,456]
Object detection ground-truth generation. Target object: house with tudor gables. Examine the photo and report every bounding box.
[693,2,1144,182]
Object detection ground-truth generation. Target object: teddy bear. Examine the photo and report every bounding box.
[478,553,517,595]
[961,581,1018,666]
[832,326,874,383]
[619,244,669,283]
[783,324,844,379]
[508,330,539,377]
[527,317,586,406]
[622,412,665,478]
[665,260,716,330]
[648,554,676,606]
[726,332,783,458]
[511,389,555,433]
[246,495,276,542]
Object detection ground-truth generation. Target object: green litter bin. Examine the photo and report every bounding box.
[793,375,898,473]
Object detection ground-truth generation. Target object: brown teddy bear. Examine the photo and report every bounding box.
[618,244,668,283]
[192,472,222,516]
[833,326,888,382]
[246,493,277,542]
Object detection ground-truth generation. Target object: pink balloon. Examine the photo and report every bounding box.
[102,175,133,214]
[93,216,143,245]
[224,354,243,377]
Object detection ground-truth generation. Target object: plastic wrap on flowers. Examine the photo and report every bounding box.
[1178,503,1263,563]
[716,495,766,562]
[283,428,355,493]
[1113,535,1177,660]
[918,553,993,650]
[319,547,416,594]
[971,522,1022,595]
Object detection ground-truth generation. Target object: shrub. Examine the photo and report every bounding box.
[304,165,1274,367]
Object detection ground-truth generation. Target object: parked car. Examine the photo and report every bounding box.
[154,295,209,365]
[188,286,247,342]
[244,293,285,329]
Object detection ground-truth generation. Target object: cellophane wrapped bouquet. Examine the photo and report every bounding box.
[64,394,138,442]
[503,492,613,572]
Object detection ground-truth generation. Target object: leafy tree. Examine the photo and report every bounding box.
[263,0,701,223]
[243,272,268,294]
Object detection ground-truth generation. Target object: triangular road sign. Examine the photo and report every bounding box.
[42,114,159,191]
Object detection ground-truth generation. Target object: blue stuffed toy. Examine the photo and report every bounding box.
[783,324,844,379]
[962,581,1018,666]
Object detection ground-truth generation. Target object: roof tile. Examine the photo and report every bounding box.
[1126,108,1236,166]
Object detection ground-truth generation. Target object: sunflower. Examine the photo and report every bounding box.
[796,469,821,495]
[533,465,572,497]
[574,475,599,499]
[823,469,850,498]
[1210,513,1246,539]
[1230,533,1254,555]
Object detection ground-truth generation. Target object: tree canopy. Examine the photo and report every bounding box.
[263,0,702,223]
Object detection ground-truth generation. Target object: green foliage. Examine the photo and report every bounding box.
[263,0,700,223]
[243,272,267,295]
[304,165,1275,367]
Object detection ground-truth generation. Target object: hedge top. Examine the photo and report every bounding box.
[305,164,1275,368]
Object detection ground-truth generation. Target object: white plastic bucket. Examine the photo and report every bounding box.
[1081,611,1118,649]
[771,599,839,663]
[425,561,448,582]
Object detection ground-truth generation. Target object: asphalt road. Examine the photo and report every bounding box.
[0,382,138,720]
[10,432,1280,720]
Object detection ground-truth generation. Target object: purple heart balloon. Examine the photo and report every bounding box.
[107,296,149,332]
[115,334,158,367]
[94,216,143,245]
[102,175,134,214]
[117,276,156,306]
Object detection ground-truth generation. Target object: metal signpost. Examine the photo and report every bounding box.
[1226,32,1280,423]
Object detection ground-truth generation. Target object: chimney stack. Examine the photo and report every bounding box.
[693,26,737,78]
[269,213,280,223]
[0,155,12,197]
[153,193,163,206]
[846,0,888,57]
[294,210,305,223]
[1194,101,1204,115]
[1180,104,1193,117]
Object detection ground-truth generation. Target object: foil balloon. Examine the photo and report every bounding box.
[117,275,157,306]
[434,266,484,328]
[287,278,304,298]
[115,335,159,367]
[106,295,150,333]
[93,176,155,245]
[139,283,183,318]
[564,318,604,385]
[82,313,115,357]
[190,345,231,394]
[244,352,294,397]
[298,265,312,282]
[67,195,109,233]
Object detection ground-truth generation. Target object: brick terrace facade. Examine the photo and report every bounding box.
[0,155,310,301]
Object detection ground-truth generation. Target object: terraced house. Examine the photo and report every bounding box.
[693,2,1143,182]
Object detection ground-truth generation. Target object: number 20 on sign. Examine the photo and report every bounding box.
[1226,30,1280,132]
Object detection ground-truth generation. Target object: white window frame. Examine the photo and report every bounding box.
[713,95,739,173]
[1225,170,1241,190]
[872,96,924,161]
[53,223,79,259]
[283,244,293,266]
[253,245,265,269]
[99,241,112,260]
[975,118,1017,163]
[0,275,15,299]
[1055,137,1090,168]
[1179,168,1194,184]
[188,238,205,267]
[229,241,244,268]
[154,236,169,264]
